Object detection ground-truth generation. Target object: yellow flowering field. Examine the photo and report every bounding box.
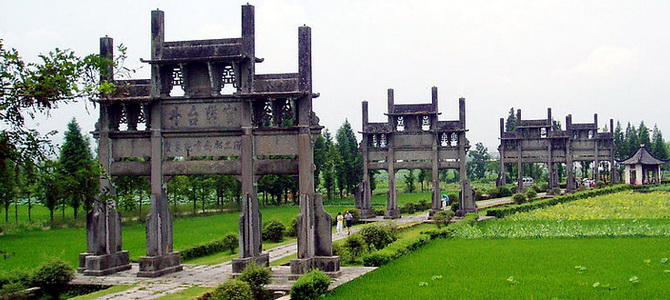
[507,191,670,221]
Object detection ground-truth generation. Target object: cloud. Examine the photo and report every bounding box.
[553,45,640,78]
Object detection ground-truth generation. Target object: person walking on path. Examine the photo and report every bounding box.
[344,210,353,235]
[336,212,344,235]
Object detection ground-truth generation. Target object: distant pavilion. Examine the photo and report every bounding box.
[618,145,668,185]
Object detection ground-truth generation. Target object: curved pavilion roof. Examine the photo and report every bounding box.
[618,145,668,165]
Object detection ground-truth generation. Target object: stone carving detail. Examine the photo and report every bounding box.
[396,116,405,131]
[221,65,236,88]
[172,66,183,88]
[422,115,430,131]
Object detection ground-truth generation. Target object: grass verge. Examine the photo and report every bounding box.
[327,237,670,299]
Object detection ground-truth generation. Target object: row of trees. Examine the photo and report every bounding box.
[0,119,98,223]
[613,121,668,160]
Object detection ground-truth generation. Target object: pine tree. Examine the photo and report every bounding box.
[638,121,651,147]
[58,118,98,220]
[505,107,517,132]
[624,123,639,159]
[313,134,327,190]
[651,125,668,159]
[335,120,362,196]
[321,129,337,200]
[613,121,625,159]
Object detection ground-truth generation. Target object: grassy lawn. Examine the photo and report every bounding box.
[507,191,670,221]
[327,237,670,299]
[0,204,358,272]
[69,285,135,300]
[155,286,213,300]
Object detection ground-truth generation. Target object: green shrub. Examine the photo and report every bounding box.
[362,234,431,267]
[210,280,253,300]
[550,187,562,195]
[432,210,455,228]
[238,263,271,300]
[417,199,431,211]
[450,200,460,212]
[400,202,417,214]
[289,270,331,300]
[343,234,366,258]
[262,219,286,242]
[222,233,239,254]
[512,193,526,204]
[595,181,606,188]
[31,258,74,299]
[359,224,396,251]
[286,217,298,237]
[474,189,483,201]
[525,188,537,200]
[349,208,361,223]
[422,213,480,239]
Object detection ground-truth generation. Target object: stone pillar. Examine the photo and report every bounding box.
[497,118,507,186]
[566,115,576,192]
[594,113,600,182]
[79,37,131,276]
[137,11,182,277]
[430,146,441,216]
[359,101,375,218]
[137,102,182,277]
[290,26,340,277]
[384,89,400,219]
[232,128,268,273]
[430,88,441,215]
[458,98,476,214]
[610,119,617,184]
[239,4,255,93]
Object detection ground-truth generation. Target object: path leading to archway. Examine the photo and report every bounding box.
[72,195,522,299]
[72,212,430,299]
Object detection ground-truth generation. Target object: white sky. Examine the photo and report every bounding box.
[2,0,669,151]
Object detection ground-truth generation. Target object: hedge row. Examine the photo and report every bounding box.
[362,234,431,267]
[485,185,634,218]
[180,233,238,261]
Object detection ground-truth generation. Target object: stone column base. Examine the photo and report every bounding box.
[358,208,376,219]
[231,253,270,274]
[384,208,401,219]
[289,256,341,279]
[137,252,182,277]
[78,251,131,276]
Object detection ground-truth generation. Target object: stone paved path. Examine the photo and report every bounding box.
[72,212,430,299]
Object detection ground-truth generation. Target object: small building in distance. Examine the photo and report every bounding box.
[619,145,668,185]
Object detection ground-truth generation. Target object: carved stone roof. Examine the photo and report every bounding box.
[517,119,550,128]
[570,123,598,130]
[364,123,392,134]
[144,38,247,63]
[619,145,668,165]
[388,103,437,115]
